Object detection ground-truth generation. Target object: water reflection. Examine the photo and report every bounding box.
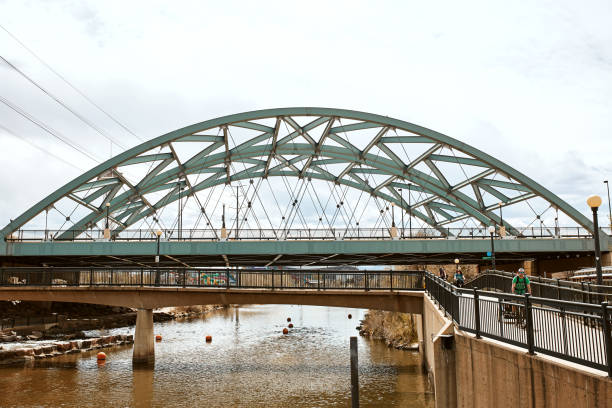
[0,305,433,407]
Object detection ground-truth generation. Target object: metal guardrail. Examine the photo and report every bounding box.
[425,273,612,375]
[0,267,424,291]
[6,226,610,242]
[469,271,612,304]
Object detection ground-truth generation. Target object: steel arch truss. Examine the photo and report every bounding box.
[0,108,595,240]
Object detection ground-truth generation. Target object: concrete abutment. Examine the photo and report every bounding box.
[421,295,612,408]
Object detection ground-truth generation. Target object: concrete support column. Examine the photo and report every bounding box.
[133,308,154,365]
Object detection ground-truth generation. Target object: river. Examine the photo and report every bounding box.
[0,305,433,407]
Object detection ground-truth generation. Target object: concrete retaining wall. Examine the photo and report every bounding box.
[422,293,612,408]
[422,295,457,408]
[454,333,612,408]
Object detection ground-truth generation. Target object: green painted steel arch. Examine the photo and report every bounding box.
[0,107,596,239]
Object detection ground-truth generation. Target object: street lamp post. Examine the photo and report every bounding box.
[408,184,412,239]
[488,225,496,272]
[605,180,612,230]
[155,230,162,286]
[398,188,404,238]
[587,195,603,285]
[454,258,460,272]
[104,202,110,240]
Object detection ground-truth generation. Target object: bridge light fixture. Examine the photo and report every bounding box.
[586,195,603,285]
[454,258,460,271]
[587,195,602,209]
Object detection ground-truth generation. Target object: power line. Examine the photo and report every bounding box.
[0,54,128,150]
[0,95,101,163]
[0,123,85,171]
[0,23,144,143]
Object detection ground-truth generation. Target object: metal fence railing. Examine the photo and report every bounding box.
[5,226,610,242]
[0,267,424,292]
[425,273,612,376]
[469,271,612,304]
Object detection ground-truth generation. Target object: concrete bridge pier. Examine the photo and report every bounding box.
[133,309,154,365]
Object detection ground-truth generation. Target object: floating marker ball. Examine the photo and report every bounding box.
[97,352,106,360]
[348,314,352,319]
[288,323,294,328]
[205,335,212,342]
[287,317,291,322]
[155,335,162,342]
[282,328,289,335]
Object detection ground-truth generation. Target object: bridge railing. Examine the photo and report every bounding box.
[0,267,425,291]
[5,226,610,242]
[425,273,612,376]
[470,271,612,304]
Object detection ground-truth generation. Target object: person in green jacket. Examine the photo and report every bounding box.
[511,268,531,295]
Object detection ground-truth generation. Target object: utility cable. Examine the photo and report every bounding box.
[0,95,100,162]
[0,55,128,150]
[0,23,144,143]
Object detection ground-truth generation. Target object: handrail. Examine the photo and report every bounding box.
[425,273,612,376]
[5,226,610,242]
[0,267,424,292]
[468,271,612,303]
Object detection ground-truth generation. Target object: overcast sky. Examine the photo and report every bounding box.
[1,0,611,230]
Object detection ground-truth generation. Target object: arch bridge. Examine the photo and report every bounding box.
[1,108,609,268]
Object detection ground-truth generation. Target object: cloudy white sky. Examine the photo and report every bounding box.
[1,0,611,231]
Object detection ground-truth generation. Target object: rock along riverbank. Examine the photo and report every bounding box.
[0,334,134,366]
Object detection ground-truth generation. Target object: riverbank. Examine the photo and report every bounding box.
[0,334,134,366]
[0,302,225,365]
[359,310,419,350]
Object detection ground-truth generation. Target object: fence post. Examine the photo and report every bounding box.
[271,271,275,290]
[473,287,481,339]
[365,272,369,292]
[140,268,143,287]
[389,270,393,291]
[556,279,561,300]
[524,293,535,355]
[226,269,229,289]
[317,271,320,291]
[601,302,612,377]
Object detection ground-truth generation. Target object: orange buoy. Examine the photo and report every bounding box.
[96,351,106,361]
[287,317,291,322]
[155,334,162,342]
[348,314,352,319]
[282,328,289,335]
[288,323,294,328]
[205,335,212,342]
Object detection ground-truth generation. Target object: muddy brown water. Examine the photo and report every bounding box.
[0,305,434,407]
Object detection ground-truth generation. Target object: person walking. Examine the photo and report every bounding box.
[511,268,531,295]
[511,267,531,326]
